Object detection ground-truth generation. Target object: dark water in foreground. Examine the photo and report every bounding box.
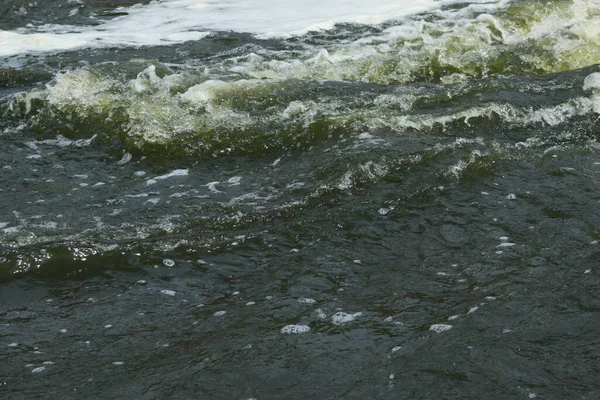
[2,0,600,399]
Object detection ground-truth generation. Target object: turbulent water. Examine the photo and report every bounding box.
[2,0,600,398]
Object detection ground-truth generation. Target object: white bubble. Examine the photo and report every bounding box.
[160,290,176,296]
[497,242,516,247]
[112,361,125,366]
[429,324,453,333]
[391,346,402,353]
[213,311,226,316]
[227,176,242,185]
[162,259,175,267]
[332,312,362,325]
[154,169,189,181]
[583,72,600,91]
[467,306,479,314]
[298,298,316,304]
[280,324,311,334]
[117,153,132,165]
[31,366,46,373]
[60,329,67,333]
[506,193,516,200]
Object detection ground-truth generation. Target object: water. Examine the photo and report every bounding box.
[2,0,600,398]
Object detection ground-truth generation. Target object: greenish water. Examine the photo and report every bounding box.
[1,0,600,399]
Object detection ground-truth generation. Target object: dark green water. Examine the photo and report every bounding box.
[2,0,600,399]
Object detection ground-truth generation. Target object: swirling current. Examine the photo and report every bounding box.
[1,1,600,399]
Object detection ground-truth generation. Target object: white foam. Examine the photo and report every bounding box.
[213,310,226,316]
[160,289,176,296]
[227,176,242,185]
[162,258,176,267]
[332,311,362,325]
[31,366,46,373]
[153,169,189,181]
[584,73,600,92]
[281,324,311,334]
[585,72,600,113]
[298,298,316,304]
[497,242,516,247]
[117,153,132,165]
[429,323,453,333]
[0,0,464,56]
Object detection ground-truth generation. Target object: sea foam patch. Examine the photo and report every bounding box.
[0,0,463,56]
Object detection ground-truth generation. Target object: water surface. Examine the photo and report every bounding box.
[1,0,600,398]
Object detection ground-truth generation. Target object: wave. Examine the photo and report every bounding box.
[4,60,599,158]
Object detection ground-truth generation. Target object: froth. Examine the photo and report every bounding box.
[0,0,453,56]
[281,324,311,334]
[584,72,600,114]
